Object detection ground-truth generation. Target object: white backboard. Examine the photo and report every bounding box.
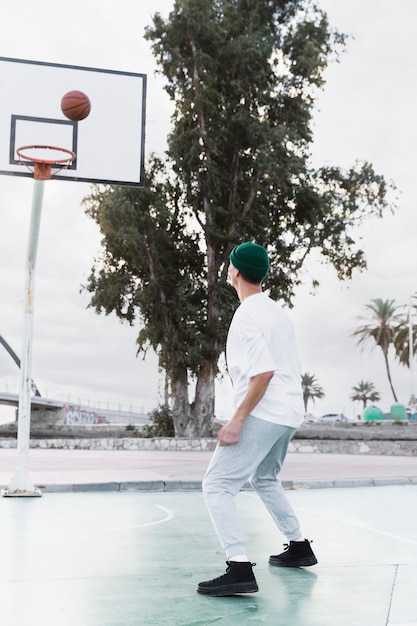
[1,57,147,186]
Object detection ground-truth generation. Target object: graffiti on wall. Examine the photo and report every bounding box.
[63,404,104,425]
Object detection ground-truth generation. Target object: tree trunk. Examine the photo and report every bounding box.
[383,350,398,402]
[164,371,169,406]
[189,360,216,437]
[171,371,191,436]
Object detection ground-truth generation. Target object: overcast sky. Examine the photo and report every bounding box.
[0,0,416,422]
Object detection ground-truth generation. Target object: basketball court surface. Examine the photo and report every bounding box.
[0,484,416,625]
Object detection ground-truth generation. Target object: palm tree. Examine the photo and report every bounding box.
[301,372,325,413]
[393,295,417,367]
[350,380,381,409]
[352,298,402,402]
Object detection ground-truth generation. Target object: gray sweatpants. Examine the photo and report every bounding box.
[202,415,302,558]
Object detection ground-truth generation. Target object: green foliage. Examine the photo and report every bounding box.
[145,0,395,301]
[142,404,175,438]
[125,424,139,436]
[83,157,232,380]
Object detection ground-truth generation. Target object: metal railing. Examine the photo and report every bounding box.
[0,380,153,416]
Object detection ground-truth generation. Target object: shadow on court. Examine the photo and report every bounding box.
[0,486,416,625]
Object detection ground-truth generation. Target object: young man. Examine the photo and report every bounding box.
[197,242,317,597]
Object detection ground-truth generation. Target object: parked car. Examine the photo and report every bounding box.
[303,413,319,423]
[319,413,348,423]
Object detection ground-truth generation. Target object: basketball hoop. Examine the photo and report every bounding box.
[17,145,76,180]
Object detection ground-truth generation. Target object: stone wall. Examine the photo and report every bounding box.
[0,435,416,455]
[288,438,417,456]
[0,437,216,451]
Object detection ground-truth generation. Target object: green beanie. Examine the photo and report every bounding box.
[229,242,269,280]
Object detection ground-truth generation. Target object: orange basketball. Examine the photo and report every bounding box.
[61,90,91,121]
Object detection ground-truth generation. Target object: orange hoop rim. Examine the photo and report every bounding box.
[16,145,76,180]
[16,144,76,165]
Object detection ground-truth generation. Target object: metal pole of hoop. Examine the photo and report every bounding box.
[2,146,75,497]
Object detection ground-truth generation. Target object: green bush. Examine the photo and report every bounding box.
[142,405,175,438]
[125,423,139,436]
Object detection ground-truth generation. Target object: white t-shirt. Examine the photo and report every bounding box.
[226,292,304,428]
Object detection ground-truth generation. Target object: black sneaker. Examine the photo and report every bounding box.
[197,561,259,596]
[269,539,317,567]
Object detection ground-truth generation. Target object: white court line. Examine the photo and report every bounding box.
[298,505,417,547]
[241,492,417,547]
[138,504,175,528]
[1,504,175,537]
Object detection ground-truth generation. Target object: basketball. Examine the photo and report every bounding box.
[61,90,91,121]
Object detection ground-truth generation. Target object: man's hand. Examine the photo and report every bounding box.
[218,371,274,446]
[218,419,243,446]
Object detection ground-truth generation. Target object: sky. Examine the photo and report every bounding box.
[0,0,416,423]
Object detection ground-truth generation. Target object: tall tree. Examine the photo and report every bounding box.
[350,380,380,409]
[84,0,396,436]
[352,298,402,402]
[301,372,324,412]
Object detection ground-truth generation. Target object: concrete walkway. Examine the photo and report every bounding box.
[0,447,417,492]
